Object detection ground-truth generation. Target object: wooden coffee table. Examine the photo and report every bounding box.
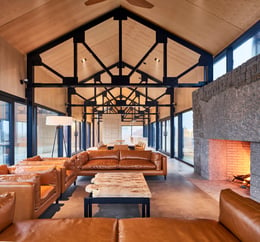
[84,172,151,217]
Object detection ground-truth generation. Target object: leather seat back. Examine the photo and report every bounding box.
[88,150,119,160]
[219,189,260,242]
[120,150,152,160]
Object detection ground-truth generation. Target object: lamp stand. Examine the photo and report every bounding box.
[51,126,68,157]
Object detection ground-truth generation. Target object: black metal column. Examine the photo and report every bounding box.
[92,113,95,146]
[178,113,183,159]
[226,47,233,72]
[81,105,87,150]
[155,105,159,151]
[170,90,175,158]
[26,55,37,157]
[147,110,150,147]
[67,88,73,157]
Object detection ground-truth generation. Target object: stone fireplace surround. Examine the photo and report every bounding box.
[193,55,260,202]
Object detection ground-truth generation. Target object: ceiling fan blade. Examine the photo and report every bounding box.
[84,0,107,6]
[126,0,154,9]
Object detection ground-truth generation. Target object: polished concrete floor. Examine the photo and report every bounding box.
[43,158,242,221]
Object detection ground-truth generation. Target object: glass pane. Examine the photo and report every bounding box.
[121,125,143,144]
[152,123,156,148]
[233,37,253,68]
[162,121,165,151]
[14,103,27,163]
[0,101,10,165]
[213,56,226,80]
[166,120,171,153]
[174,116,178,157]
[183,111,194,165]
[37,107,58,157]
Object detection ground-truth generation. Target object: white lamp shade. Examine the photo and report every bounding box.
[46,116,73,126]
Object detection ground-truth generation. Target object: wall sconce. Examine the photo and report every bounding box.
[20,78,28,85]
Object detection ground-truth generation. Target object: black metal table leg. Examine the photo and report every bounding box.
[146,199,150,217]
[84,197,150,217]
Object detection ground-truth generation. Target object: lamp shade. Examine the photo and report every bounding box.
[46,116,73,126]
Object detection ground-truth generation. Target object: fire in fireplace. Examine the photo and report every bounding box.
[232,174,250,188]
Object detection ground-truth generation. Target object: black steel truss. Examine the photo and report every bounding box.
[27,7,213,121]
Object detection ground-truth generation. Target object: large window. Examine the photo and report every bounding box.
[213,27,260,78]
[213,56,226,80]
[151,122,156,148]
[183,111,194,165]
[121,125,143,144]
[233,36,259,68]
[174,116,178,157]
[14,103,27,163]
[0,101,10,165]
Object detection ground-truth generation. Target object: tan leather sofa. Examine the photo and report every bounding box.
[0,189,259,242]
[19,156,77,194]
[0,165,60,221]
[76,150,167,179]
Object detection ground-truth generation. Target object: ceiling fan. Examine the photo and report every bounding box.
[84,0,154,9]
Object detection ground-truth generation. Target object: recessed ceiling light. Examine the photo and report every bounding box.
[81,58,87,63]
[154,57,160,62]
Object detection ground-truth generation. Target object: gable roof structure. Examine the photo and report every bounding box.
[1,0,259,121]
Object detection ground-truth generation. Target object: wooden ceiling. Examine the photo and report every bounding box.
[1,0,259,118]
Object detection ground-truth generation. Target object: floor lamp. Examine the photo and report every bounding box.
[46,116,73,157]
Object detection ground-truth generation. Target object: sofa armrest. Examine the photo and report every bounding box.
[0,192,15,232]
[76,151,89,168]
[161,155,167,176]
[150,153,161,170]
[0,182,36,221]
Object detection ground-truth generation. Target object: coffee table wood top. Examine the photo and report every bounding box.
[85,172,151,198]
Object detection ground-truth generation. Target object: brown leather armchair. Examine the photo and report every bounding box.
[20,156,77,194]
[0,166,60,221]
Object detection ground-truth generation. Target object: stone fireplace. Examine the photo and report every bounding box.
[192,55,260,201]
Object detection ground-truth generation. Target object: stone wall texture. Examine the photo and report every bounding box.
[193,54,260,201]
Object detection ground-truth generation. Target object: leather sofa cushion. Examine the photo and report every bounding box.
[82,159,119,170]
[0,165,8,175]
[0,217,118,242]
[219,189,260,242]
[119,160,156,170]
[118,218,239,242]
[0,192,15,232]
[88,150,119,160]
[120,151,152,160]
[40,185,56,205]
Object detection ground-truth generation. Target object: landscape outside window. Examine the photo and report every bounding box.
[121,125,143,144]
[14,103,27,163]
[183,111,194,165]
[0,101,10,165]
